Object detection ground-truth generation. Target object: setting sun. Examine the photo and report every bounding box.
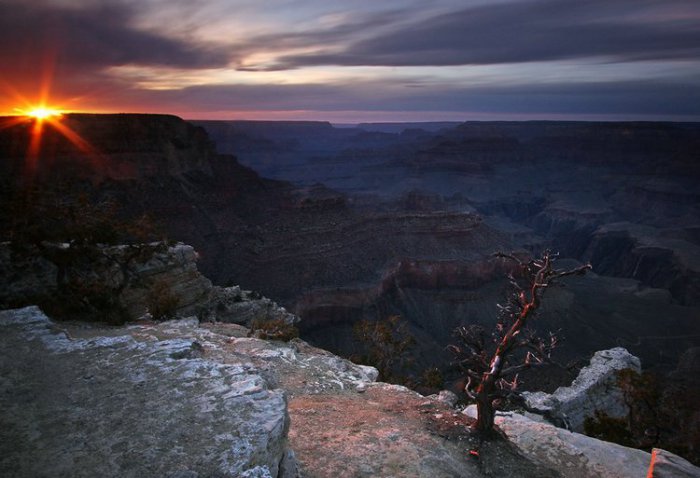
[25,107,63,120]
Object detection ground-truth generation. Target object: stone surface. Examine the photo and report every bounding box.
[431,390,459,407]
[494,411,651,478]
[201,286,299,327]
[118,243,213,319]
[523,347,642,431]
[0,306,292,477]
[0,306,568,478]
[171,327,556,477]
[647,448,700,478]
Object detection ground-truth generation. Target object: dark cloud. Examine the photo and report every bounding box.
[0,0,231,75]
[275,0,700,68]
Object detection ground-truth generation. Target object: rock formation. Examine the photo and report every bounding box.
[523,347,642,431]
[1,244,697,476]
[1,306,569,478]
[2,115,699,467]
[0,306,294,477]
[0,241,297,327]
[491,410,651,478]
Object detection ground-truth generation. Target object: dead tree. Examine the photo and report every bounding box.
[449,251,591,434]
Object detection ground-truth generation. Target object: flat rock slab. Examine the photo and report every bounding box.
[0,307,290,478]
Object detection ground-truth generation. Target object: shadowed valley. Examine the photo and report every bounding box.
[2,114,699,390]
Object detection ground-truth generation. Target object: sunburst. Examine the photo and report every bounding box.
[25,107,63,120]
[5,102,99,178]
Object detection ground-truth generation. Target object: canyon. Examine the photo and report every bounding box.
[2,113,700,472]
[2,114,699,384]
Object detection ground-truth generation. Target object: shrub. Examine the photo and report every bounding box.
[147,280,180,321]
[248,318,299,341]
[41,276,129,325]
[350,315,416,384]
[2,181,166,323]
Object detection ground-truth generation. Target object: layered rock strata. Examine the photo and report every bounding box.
[0,242,297,327]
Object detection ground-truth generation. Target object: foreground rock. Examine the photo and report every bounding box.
[1,306,564,478]
[463,406,700,478]
[493,411,650,478]
[647,448,700,478]
[0,306,293,478]
[523,347,641,431]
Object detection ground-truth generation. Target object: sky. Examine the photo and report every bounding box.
[1,0,699,122]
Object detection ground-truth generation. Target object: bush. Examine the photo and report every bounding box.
[248,318,299,341]
[147,280,180,320]
[584,368,700,465]
[2,182,166,324]
[350,315,416,384]
[41,277,129,325]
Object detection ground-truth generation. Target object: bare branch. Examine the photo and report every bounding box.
[492,251,525,267]
[450,250,590,434]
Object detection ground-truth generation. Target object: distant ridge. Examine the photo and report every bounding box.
[355,122,462,133]
[194,119,334,137]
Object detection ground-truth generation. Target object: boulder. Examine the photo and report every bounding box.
[495,411,650,478]
[463,407,700,478]
[523,347,641,431]
[430,390,459,407]
[0,306,295,477]
[647,448,700,478]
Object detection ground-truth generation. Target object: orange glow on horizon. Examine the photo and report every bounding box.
[11,102,102,179]
[25,107,63,120]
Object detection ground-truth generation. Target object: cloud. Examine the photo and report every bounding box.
[111,77,700,119]
[0,0,231,76]
[273,0,700,68]
[229,8,413,71]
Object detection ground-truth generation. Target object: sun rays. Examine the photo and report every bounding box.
[1,102,100,180]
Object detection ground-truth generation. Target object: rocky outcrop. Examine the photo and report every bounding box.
[0,306,294,477]
[0,114,215,181]
[483,409,651,478]
[585,223,700,305]
[6,304,693,477]
[200,286,297,327]
[0,241,298,327]
[523,347,641,431]
[1,305,573,478]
